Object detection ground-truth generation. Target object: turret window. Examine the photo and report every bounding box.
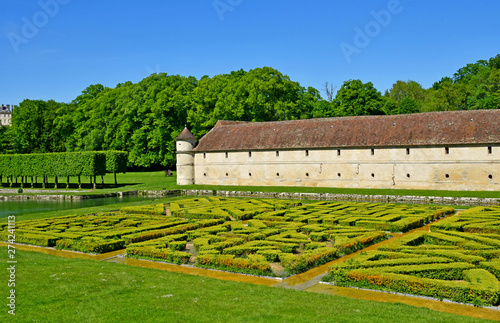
[488,146,492,154]
[225,152,228,158]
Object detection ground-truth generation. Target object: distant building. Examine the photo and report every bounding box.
[176,109,500,191]
[0,104,12,126]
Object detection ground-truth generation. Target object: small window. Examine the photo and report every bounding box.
[306,173,309,177]
[276,151,280,157]
[203,173,207,177]
[488,174,493,180]
[337,149,341,156]
[406,148,410,155]
[203,153,206,159]
[407,174,410,178]
[249,151,252,157]
[445,174,450,179]
[488,146,492,154]
[226,173,229,176]
[249,173,252,177]
[305,150,309,157]
[371,149,375,156]
[371,173,375,178]
[337,173,341,177]
[445,147,449,155]
[276,173,280,177]
[225,152,228,158]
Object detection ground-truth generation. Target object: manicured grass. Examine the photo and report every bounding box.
[0,247,490,322]
[2,171,500,199]
[186,184,500,199]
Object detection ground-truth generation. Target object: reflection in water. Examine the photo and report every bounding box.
[0,195,159,218]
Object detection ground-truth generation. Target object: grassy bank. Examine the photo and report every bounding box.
[2,171,500,199]
[0,247,490,322]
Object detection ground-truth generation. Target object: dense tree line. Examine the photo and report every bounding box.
[0,55,498,169]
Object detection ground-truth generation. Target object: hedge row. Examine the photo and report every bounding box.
[196,254,272,276]
[0,151,128,187]
[0,152,107,177]
[120,204,165,215]
[0,211,221,254]
[324,224,500,306]
[127,246,191,264]
[331,269,499,306]
[430,206,500,234]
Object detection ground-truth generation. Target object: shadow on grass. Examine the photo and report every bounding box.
[0,182,142,190]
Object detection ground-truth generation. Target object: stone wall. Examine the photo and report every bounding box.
[182,189,500,206]
[1,188,497,206]
[193,145,499,191]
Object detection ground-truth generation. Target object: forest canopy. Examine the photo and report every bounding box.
[1,54,499,169]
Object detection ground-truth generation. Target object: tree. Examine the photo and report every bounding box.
[388,80,426,105]
[398,97,419,114]
[11,99,65,153]
[0,126,13,154]
[187,67,320,138]
[334,79,384,116]
[323,82,336,103]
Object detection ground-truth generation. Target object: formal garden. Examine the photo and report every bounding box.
[7,196,499,308]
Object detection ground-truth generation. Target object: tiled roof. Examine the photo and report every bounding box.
[193,109,500,151]
[176,127,196,141]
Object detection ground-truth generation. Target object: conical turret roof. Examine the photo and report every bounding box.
[176,127,196,141]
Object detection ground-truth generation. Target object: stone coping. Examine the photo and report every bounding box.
[182,190,500,206]
[0,188,498,206]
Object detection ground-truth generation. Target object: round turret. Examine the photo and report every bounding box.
[176,127,196,185]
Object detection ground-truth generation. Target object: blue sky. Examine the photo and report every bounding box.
[1,0,499,106]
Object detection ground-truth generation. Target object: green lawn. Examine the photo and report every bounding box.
[0,247,491,322]
[2,171,500,199]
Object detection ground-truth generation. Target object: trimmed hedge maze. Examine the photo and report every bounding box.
[322,206,500,306]
[129,198,452,276]
[0,198,455,278]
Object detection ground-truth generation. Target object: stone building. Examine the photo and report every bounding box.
[176,109,500,191]
[0,104,12,126]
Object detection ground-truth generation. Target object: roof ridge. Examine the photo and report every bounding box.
[214,109,500,127]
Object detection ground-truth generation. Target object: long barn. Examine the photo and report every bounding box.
[176,109,500,191]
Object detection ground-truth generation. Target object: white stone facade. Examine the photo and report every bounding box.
[193,145,499,191]
[0,104,12,126]
[176,110,500,191]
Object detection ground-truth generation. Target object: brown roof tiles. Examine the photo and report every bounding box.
[176,127,196,141]
[194,110,500,152]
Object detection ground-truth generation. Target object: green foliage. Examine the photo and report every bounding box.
[10,99,76,154]
[188,67,320,138]
[325,222,500,306]
[127,246,191,264]
[105,150,128,173]
[334,79,384,116]
[56,238,125,253]
[0,151,106,177]
[4,55,500,170]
